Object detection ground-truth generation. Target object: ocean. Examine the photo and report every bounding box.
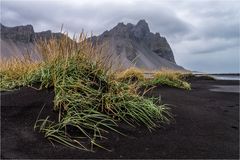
[192,72,240,81]
[209,74,240,81]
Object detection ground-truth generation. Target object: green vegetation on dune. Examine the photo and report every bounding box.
[0,34,171,151]
[146,71,191,90]
[116,67,145,83]
[115,67,192,90]
[0,59,40,91]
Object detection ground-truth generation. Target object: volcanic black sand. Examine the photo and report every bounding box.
[1,79,239,159]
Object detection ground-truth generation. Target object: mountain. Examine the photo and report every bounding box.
[0,21,185,71]
[90,20,184,70]
[0,23,65,58]
[0,23,64,43]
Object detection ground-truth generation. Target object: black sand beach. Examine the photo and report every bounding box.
[1,79,239,159]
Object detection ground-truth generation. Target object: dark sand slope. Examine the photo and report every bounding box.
[1,80,239,159]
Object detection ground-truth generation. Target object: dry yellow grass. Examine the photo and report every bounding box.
[0,58,41,91]
[116,67,145,83]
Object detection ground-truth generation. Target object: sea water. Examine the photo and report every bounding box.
[192,71,240,81]
[210,74,240,81]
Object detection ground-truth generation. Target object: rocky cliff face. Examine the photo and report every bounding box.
[0,24,66,58]
[1,24,35,43]
[35,30,64,41]
[91,20,183,70]
[94,20,175,63]
[0,24,64,43]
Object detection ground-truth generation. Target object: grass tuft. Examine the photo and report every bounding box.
[143,70,191,90]
[116,67,145,83]
[0,58,41,91]
[1,32,171,151]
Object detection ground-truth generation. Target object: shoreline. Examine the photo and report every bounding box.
[193,73,240,81]
[1,79,239,159]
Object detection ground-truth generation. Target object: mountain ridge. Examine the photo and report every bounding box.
[90,20,184,70]
[0,23,64,43]
[0,20,185,71]
[91,19,176,63]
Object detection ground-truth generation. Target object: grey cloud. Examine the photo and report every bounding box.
[176,38,239,55]
[177,47,240,73]
[200,21,239,39]
[1,0,191,37]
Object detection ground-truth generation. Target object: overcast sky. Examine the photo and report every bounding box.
[1,0,239,73]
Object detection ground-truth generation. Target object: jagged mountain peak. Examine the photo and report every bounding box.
[135,19,150,32]
[96,20,176,64]
[105,19,150,40]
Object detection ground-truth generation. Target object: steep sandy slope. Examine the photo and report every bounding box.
[96,37,184,71]
[1,39,37,58]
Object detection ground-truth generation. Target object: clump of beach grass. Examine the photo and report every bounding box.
[116,67,145,83]
[0,58,41,91]
[0,33,171,151]
[198,74,216,80]
[177,72,195,81]
[143,70,191,90]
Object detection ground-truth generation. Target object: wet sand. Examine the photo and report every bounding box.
[1,79,239,159]
[210,85,239,93]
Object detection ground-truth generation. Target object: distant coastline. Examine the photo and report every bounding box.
[210,74,240,81]
[192,72,240,81]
